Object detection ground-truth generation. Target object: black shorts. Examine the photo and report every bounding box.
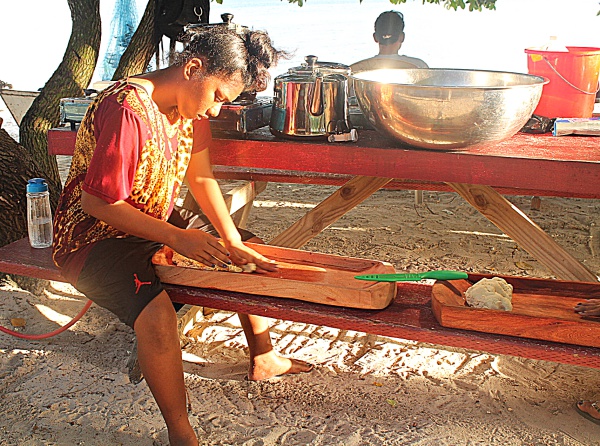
[74,208,256,328]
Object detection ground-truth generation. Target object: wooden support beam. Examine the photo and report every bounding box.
[180,180,267,216]
[448,182,598,283]
[270,176,392,249]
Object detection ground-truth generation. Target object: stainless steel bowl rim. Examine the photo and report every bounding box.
[351,68,548,89]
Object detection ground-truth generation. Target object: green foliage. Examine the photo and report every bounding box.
[398,0,497,11]
[277,0,497,10]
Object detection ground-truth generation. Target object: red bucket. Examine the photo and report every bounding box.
[525,46,600,118]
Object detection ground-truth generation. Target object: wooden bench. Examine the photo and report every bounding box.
[2,237,600,370]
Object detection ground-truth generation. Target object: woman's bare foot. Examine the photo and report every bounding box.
[248,350,313,381]
[168,429,199,446]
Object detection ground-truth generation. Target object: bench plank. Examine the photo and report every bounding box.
[1,238,599,369]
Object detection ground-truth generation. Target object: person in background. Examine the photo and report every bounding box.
[52,26,311,446]
[350,10,429,73]
[574,300,600,425]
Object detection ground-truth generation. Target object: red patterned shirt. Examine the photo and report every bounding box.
[52,80,211,280]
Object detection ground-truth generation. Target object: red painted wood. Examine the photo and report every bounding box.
[47,127,77,155]
[205,167,584,198]
[2,238,599,369]
[47,127,600,198]
[209,130,600,198]
[432,277,600,348]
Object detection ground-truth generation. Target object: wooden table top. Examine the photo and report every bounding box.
[48,127,600,198]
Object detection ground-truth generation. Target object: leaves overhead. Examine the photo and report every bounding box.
[280,0,497,11]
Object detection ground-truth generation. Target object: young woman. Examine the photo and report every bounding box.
[52,26,311,445]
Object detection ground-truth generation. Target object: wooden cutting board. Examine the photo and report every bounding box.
[152,243,397,309]
[431,275,600,348]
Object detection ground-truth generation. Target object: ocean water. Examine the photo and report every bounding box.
[0,0,598,92]
[211,0,599,77]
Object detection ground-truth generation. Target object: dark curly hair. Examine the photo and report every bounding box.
[374,11,405,45]
[172,26,289,92]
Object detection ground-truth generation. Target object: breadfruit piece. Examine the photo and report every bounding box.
[465,277,513,311]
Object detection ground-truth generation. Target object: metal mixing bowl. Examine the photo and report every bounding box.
[351,68,547,149]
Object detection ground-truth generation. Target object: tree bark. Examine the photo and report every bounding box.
[0,129,41,247]
[18,0,101,210]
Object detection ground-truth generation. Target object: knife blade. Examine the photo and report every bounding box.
[355,270,468,282]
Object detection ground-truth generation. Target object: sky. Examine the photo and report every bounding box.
[0,0,598,91]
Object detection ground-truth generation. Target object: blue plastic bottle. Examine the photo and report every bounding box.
[26,178,53,248]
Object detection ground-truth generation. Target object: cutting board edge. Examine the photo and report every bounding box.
[431,293,600,348]
[155,265,397,310]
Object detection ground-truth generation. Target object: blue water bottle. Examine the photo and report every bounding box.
[26,178,53,248]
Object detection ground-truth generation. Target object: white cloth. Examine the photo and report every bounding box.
[372,54,429,68]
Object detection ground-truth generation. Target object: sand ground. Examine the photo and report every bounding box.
[1,104,600,445]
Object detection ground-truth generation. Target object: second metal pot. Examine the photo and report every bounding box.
[270,56,351,138]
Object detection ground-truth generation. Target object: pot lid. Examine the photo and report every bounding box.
[274,73,348,83]
[288,55,350,76]
[185,12,246,34]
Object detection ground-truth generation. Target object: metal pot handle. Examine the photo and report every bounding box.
[309,73,324,116]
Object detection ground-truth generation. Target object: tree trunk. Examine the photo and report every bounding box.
[0,129,42,246]
[18,0,101,211]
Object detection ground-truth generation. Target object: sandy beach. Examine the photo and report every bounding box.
[1,104,600,445]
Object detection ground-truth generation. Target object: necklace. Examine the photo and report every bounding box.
[166,107,180,123]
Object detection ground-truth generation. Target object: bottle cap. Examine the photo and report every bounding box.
[27,178,49,193]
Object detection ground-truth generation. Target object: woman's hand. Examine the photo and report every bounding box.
[574,300,600,317]
[170,228,232,269]
[223,239,278,273]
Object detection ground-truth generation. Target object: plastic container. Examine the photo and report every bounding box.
[543,36,568,52]
[26,178,53,249]
[525,46,600,118]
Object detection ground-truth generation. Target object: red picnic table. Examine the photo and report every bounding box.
[48,126,600,282]
[41,126,600,368]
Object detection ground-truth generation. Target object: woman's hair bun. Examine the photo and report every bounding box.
[172,26,290,92]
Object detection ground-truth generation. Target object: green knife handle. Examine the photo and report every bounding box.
[424,270,468,280]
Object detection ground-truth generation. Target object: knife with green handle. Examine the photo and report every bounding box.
[355,270,468,282]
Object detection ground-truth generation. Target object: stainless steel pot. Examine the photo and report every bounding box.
[270,56,351,138]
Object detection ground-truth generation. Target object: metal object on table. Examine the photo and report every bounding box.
[210,97,273,136]
[270,55,355,141]
[60,97,94,130]
[185,12,246,34]
[352,68,548,150]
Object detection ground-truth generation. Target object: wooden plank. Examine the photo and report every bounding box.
[210,131,600,198]
[224,181,267,216]
[166,278,600,370]
[269,176,392,248]
[431,277,600,348]
[231,201,253,228]
[48,128,600,198]
[152,243,397,310]
[1,239,600,369]
[47,127,77,155]
[209,167,590,199]
[448,182,599,282]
